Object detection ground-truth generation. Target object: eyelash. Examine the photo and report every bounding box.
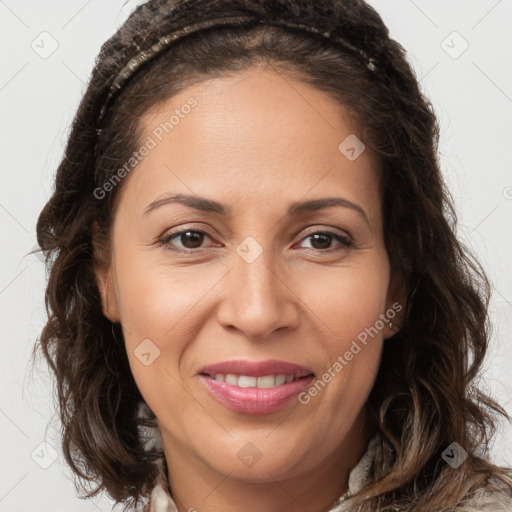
[156,228,353,254]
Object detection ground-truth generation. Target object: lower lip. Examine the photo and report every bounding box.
[199,375,314,415]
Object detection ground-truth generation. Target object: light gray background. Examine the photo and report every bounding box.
[1,1,511,511]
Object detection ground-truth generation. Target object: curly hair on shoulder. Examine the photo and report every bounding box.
[35,0,512,510]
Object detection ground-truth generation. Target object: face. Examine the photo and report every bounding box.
[97,65,400,484]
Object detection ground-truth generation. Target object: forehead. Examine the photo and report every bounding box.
[119,66,381,221]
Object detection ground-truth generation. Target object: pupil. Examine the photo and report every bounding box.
[182,231,203,248]
[311,233,331,249]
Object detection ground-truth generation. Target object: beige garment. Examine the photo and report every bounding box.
[145,434,512,512]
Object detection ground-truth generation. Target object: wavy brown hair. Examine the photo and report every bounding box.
[35,0,512,510]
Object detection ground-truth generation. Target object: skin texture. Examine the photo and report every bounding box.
[97,65,402,512]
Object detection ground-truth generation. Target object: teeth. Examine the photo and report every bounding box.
[275,375,287,386]
[238,376,257,388]
[225,374,238,385]
[257,375,276,388]
[211,373,298,388]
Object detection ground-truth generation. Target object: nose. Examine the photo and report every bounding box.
[216,245,300,340]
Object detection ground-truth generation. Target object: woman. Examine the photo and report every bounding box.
[35,0,512,510]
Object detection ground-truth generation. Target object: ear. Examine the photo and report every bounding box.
[92,223,120,323]
[96,264,121,323]
[383,268,406,339]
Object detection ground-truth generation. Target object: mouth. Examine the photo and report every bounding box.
[198,358,315,385]
[199,373,313,415]
[197,359,315,414]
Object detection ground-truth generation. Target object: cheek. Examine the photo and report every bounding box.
[301,254,390,342]
[112,249,227,394]
[114,261,202,422]
[295,254,389,414]
[113,242,220,343]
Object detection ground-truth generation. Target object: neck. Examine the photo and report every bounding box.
[161,408,373,512]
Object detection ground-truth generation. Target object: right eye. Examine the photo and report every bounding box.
[157,229,216,253]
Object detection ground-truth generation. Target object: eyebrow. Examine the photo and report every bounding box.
[143,193,370,225]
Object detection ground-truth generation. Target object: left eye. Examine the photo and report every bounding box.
[157,229,352,253]
[297,231,352,251]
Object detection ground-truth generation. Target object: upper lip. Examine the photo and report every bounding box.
[199,359,314,378]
